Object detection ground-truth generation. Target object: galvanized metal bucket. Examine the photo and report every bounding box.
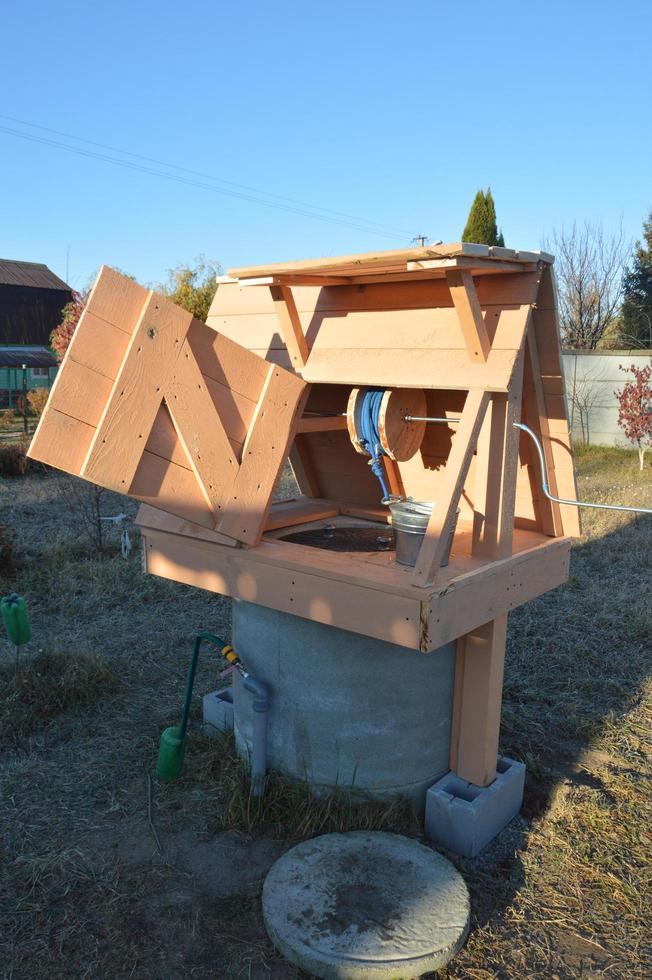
[389,499,459,568]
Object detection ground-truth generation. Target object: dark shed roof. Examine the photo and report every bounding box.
[0,346,58,368]
[0,259,71,291]
[0,260,73,345]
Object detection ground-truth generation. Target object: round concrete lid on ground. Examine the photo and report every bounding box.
[262,831,470,979]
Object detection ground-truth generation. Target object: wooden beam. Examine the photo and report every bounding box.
[302,346,519,392]
[521,326,563,536]
[472,350,526,558]
[82,293,193,491]
[264,497,340,530]
[412,389,491,586]
[164,338,236,520]
[449,617,507,786]
[297,415,348,433]
[446,269,491,363]
[269,285,309,369]
[240,275,350,287]
[217,366,308,544]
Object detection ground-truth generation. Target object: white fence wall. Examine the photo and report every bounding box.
[562,350,652,446]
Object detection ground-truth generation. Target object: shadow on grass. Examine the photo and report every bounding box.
[502,513,650,820]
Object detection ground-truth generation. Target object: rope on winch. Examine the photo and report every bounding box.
[357,389,392,503]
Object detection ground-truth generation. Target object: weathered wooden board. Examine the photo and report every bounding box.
[28,267,307,545]
[139,520,571,653]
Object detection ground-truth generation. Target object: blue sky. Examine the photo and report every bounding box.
[2,0,650,290]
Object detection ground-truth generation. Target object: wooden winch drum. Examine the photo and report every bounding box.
[347,386,427,461]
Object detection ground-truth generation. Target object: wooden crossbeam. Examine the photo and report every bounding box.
[412,389,491,586]
[269,285,309,369]
[446,269,491,362]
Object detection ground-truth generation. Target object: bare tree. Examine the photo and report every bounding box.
[58,478,108,554]
[544,221,629,349]
[566,367,603,445]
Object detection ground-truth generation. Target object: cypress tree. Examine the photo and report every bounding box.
[621,209,652,348]
[462,188,504,246]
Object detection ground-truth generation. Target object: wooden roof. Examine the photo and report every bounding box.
[227,242,554,285]
[0,259,71,291]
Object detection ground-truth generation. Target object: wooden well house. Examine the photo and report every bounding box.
[28,243,578,790]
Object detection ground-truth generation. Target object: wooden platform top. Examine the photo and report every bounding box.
[226,242,555,285]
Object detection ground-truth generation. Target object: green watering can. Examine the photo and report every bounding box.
[1,593,31,673]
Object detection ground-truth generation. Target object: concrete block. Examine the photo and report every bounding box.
[202,688,234,734]
[424,756,525,857]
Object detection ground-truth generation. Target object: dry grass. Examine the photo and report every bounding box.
[0,450,650,979]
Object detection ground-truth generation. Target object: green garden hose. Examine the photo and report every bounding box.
[156,631,228,783]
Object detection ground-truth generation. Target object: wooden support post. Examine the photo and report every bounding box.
[521,326,563,536]
[413,389,491,586]
[449,616,507,787]
[446,269,491,363]
[472,349,526,558]
[269,285,309,370]
[455,346,527,784]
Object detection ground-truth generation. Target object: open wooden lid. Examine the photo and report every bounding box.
[28,267,307,546]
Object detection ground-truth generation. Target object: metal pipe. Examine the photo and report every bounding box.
[406,415,459,424]
[404,414,652,516]
[242,673,269,796]
[513,421,652,516]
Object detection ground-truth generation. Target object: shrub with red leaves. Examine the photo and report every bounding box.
[50,290,86,362]
[616,362,652,470]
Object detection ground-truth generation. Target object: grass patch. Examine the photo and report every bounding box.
[157,729,421,840]
[0,650,121,747]
[0,461,650,978]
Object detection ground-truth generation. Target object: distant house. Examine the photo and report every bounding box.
[0,259,72,407]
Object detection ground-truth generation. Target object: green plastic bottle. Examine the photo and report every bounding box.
[1,593,31,646]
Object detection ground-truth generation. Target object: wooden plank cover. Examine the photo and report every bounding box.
[28,267,307,546]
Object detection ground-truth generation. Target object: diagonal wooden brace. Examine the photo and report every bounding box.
[269,285,309,370]
[446,269,491,363]
[412,388,491,587]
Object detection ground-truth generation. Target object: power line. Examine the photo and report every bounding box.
[0,113,413,238]
[0,114,414,241]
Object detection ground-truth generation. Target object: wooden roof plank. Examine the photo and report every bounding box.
[227,242,553,281]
